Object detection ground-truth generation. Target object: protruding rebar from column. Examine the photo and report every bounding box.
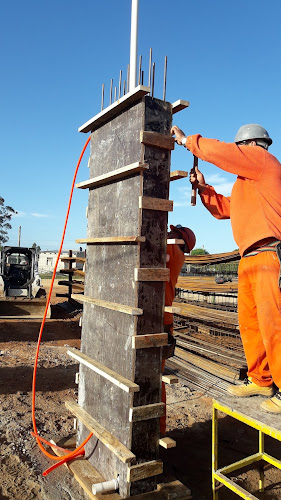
[151,62,155,98]
[127,65,130,93]
[163,56,167,101]
[118,70,122,100]
[110,79,113,105]
[148,48,152,90]
[138,55,142,85]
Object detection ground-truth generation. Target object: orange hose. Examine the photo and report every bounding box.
[31,135,93,468]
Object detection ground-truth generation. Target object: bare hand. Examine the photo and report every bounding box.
[171,125,186,145]
[190,165,206,191]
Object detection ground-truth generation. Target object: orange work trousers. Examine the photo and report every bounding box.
[238,251,281,388]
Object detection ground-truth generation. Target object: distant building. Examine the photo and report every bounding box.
[38,250,84,274]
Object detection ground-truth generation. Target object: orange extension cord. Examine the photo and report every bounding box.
[31,135,93,476]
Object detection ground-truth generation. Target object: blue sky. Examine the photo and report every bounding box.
[1,0,280,253]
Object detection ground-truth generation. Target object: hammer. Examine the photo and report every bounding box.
[190,155,198,206]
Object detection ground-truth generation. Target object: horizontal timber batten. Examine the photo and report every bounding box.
[170,170,188,181]
[79,85,150,133]
[76,236,145,244]
[162,374,179,384]
[167,239,184,245]
[128,460,163,483]
[67,347,139,393]
[129,403,165,422]
[171,99,190,114]
[164,306,181,314]
[159,437,176,449]
[134,268,170,282]
[71,295,143,316]
[65,400,136,464]
[76,162,149,190]
[139,196,173,212]
[140,130,175,150]
[132,333,168,349]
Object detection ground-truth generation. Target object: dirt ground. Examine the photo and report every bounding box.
[1,281,281,500]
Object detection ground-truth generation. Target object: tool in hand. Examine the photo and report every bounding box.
[190,155,198,206]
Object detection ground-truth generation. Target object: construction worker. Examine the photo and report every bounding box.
[161,224,196,434]
[171,123,281,413]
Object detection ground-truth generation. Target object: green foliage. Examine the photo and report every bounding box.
[0,197,17,244]
[32,242,41,253]
[191,248,209,255]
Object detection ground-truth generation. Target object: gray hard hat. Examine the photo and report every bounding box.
[234,124,272,146]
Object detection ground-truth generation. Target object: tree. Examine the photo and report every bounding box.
[32,242,41,253]
[191,248,209,256]
[0,197,17,245]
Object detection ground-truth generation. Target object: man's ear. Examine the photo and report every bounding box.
[249,141,257,147]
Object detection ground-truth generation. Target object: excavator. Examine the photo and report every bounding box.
[0,246,50,318]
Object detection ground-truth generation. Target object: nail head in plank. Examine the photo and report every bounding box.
[164,306,181,314]
[172,99,190,114]
[132,333,168,349]
[140,130,175,150]
[159,437,177,449]
[76,236,145,244]
[127,460,163,483]
[71,295,143,316]
[129,403,165,422]
[76,162,149,190]
[167,239,185,245]
[79,85,150,133]
[139,196,173,212]
[170,170,188,181]
[67,347,139,393]
[134,268,170,282]
[162,374,179,384]
[65,400,136,464]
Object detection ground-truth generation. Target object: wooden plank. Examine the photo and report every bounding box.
[164,306,181,314]
[65,400,136,464]
[61,257,86,263]
[129,403,165,422]
[159,437,176,449]
[73,269,85,276]
[128,460,163,483]
[132,333,167,349]
[76,162,149,190]
[172,99,190,114]
[50,441,120,500]
[140,131,175,150]
[72,295,143,316]
[167,239,184,245]
[79,85,150,133]
[162,374,179,385]
[67,347,139,393]
[134,268,170,282]
[76,236,145,244]
[170,170,188,181]
[139,196,173,212]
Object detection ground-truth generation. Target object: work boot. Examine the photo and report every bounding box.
[260,391,281,413]
[227,378,274,397]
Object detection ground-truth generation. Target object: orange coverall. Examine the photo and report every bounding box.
[185,134,281,389]
[161,244,185,434]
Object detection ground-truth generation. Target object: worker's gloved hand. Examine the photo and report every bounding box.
[171,125,186,145]
[189,165,207,193]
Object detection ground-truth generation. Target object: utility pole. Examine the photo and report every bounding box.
[18,226,21,247]
[129,0,139,91]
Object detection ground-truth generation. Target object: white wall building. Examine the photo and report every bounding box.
[38,250,81,274]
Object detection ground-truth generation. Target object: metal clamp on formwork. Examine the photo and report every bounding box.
[212,398,281,499]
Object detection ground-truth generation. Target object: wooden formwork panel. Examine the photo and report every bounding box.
[77,95,172,498]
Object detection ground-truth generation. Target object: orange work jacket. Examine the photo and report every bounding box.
[185,134,281,256]
[164,244,185,325]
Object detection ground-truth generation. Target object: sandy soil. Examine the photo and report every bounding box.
[1,282,281,499]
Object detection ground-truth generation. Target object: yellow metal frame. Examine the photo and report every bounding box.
[212,400,281,499]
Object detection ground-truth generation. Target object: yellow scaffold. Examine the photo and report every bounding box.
[212,398,281,499]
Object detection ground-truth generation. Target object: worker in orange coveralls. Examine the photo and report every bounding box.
[161,225,196,435]
[171,123,281,414]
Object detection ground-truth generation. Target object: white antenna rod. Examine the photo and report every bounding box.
[129,0,139,91]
